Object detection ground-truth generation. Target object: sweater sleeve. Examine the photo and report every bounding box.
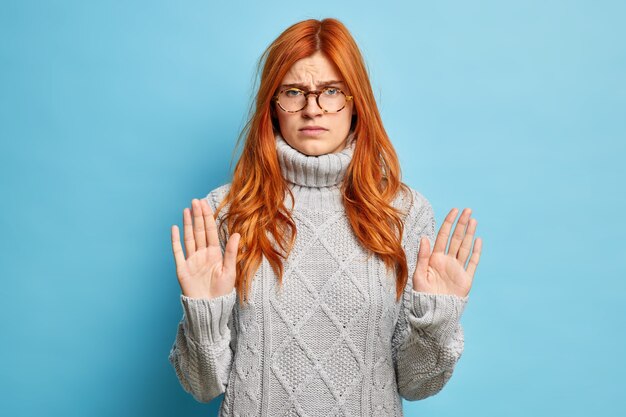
[167,186,238,403]
[168,290,237,403]
[391,189,469,401]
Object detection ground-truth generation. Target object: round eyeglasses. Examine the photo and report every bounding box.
[273,87,354,113]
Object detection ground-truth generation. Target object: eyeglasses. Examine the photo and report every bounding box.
[272,87,354,113]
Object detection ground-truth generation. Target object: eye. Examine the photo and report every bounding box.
[323,88,339,95]
[285,89,303,97]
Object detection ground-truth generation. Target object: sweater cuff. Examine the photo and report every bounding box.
[408,290,469,346]
[180,289,237,344]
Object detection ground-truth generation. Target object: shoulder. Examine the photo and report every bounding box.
[203,183,232,212]
[392,184,433,224]
[395,185,437,248]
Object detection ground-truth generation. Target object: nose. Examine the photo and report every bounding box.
[301,93,324,118]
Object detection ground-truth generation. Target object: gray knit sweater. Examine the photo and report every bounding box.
[168,130,469,416]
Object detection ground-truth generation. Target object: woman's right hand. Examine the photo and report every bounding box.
[171,198,241,300]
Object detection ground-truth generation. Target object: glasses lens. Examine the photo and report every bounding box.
[318,88,346,112]
[278,88,347,112]
[278,89,306,111]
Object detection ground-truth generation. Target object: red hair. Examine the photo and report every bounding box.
[215,18,412,305]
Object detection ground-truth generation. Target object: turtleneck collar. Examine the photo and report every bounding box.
[275,129,356,188]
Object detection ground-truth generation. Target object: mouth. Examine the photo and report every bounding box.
[299,127,328,137]
[299,126,327,131]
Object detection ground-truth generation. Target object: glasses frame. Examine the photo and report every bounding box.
[272,86,354,113]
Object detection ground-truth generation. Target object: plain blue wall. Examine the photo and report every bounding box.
[1,1,624,416]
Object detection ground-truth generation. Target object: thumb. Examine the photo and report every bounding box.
[222,233,241,282]
[413,236,431,285]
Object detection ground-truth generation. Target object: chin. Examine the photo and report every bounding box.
[284,132,343,156]
[297,143,327,156]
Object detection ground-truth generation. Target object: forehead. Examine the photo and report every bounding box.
[281,51,342,86]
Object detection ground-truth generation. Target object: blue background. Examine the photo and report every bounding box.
[1,1,624,416]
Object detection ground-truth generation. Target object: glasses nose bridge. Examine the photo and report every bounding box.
[302,90,323,111]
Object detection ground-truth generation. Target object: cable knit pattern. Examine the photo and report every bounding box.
[168,130,469,416]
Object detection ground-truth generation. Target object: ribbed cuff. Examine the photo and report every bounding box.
[180,289,237,344]
[408,290,469,346]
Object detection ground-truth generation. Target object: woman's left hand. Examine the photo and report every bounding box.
[412,208,482,298]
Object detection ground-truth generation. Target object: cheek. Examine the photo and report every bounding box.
[338,110,353,128]
[277,112,296,128]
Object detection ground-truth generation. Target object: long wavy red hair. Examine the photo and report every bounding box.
[214,18,412,305]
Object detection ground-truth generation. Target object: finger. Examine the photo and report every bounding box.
[201,199,220,248]
[465,237,483,280]
[222,233,241,279]
[448,208,472,258]
[457,217,477,267]
[171,225,187,276]
[192,199,207,250]
[183,207,196,257]
[432,208,458,254]
[183,207,195,256]
[414,236,431,284]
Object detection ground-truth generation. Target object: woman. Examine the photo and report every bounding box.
[168,17,482,416]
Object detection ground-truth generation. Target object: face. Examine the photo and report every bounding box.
[273,51,356,156]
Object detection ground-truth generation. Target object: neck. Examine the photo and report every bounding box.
[275,130,356,211]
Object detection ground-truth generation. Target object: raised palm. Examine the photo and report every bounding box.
[413,207,482,298]
[171,198,241,299]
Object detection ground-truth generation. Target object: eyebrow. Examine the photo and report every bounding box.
[280,80,345,89]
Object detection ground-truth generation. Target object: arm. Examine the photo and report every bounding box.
[168,188,238,403]
[168,289,237,403]
[392,190,469,401]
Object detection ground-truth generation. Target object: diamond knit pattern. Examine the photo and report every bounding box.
[269,209,369,416]
[168,130,470,416]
